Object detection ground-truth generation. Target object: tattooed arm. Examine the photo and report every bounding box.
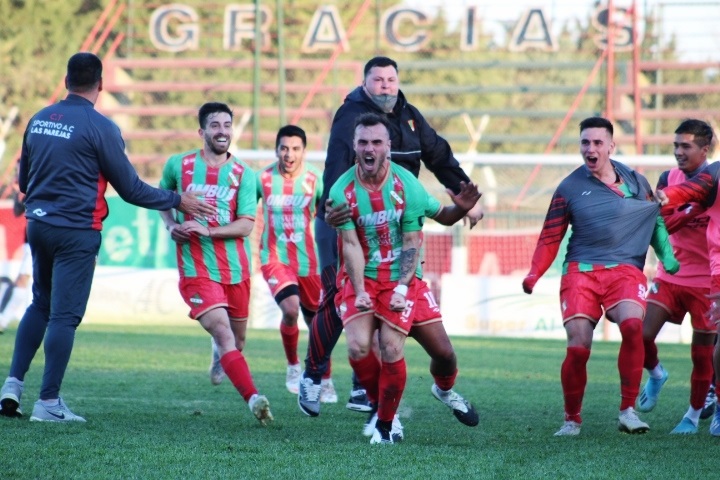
[390,231,422,312]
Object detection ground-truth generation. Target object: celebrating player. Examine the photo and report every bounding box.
[523,116,678,436]
[637,119,715,434]
[158,102,273,426]
[254,125,336,402]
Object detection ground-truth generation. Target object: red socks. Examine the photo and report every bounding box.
[690,344,714,410]
[220,350,257,402]
[377,359,407,423]
[280,322,299,365]
[618,318,644,410]
[348,352,381,405]
[642,336,659,371]
[433,369,458,391]
[561,346,591,423]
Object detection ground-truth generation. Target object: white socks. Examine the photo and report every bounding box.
[649,364,665,379]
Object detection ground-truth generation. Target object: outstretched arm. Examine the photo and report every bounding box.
[523,191,569,294]
[657,170,714,208]
[431,181,482,226]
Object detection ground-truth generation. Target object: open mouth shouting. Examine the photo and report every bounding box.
[584,155,599,168]
[362,154,377,168]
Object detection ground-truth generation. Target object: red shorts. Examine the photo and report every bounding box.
[711,275,720,296]
[337,277,410,334]
[179,277,250,321]
[559,265,647,324]
[647,278,713,332]
[408,279,443,327]
[260,262,321,311]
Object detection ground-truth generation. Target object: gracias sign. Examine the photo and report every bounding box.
[149,3,636,53]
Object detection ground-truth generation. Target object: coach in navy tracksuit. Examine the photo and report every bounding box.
[297,56,483,416]
[0,52,214,422]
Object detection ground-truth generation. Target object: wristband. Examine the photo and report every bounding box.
[393,284,408,297]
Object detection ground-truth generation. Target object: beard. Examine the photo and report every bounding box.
[205,133,229,155]
[368,93,398,113]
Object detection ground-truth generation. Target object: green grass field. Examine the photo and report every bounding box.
[0,322,715,479]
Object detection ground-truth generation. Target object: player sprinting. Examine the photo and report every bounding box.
[159,102,273,425]
[359,177,483,440]
[254,125,336,402]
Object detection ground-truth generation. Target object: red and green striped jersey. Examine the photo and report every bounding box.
[330,163,427,282]
[160,149,256,284]
[256,162,323,276]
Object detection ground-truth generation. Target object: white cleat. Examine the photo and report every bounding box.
[320,378,338,403]
[618,407,649,434]
[286,364,301,394]
[554,420,581,437]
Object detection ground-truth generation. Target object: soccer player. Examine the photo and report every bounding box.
[299,55,483,416]
[636,119,715,434]
[254,125,336,402]
[0,52,214,422]
[360,178,483,440]
[656,138,720,437]
[330,112,480,444]
[522,116,678,436]
[158,102,273,426]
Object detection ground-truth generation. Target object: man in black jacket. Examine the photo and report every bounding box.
[298,56,483,417]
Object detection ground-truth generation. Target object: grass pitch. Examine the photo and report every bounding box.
[0,323,715,479]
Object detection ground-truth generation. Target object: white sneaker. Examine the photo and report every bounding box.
[209,339,225,386]
[248,394,273,426]
[30,398,86,423]
[554,420,581,436]
[297,374,321,417]
[618,407,649,434]
[286,364,301,394]
[320,378,338,403]
[0,378,23,417]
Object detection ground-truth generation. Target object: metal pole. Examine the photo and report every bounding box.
[653,2,664,155]
[277,0,286,125]
[632,0,643,154]
[252,0,262,149]
[606,0,615,123]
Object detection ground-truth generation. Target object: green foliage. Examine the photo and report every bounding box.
[0,0,106,154]
[0,323,716,479]
[2,1,719,177]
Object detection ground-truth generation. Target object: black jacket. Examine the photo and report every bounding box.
[318,86,470,218]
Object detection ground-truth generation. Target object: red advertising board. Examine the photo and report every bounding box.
[0,200,27,261]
